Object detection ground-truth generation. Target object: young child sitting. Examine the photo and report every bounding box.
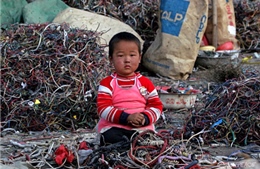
[96,32,163,145]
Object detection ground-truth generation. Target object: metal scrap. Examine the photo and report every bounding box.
[0,23,112,131]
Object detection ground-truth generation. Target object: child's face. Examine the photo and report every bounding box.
[110,40,141,77]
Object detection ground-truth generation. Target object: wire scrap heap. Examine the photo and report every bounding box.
[0,23,112,131]
[188,75,260,146]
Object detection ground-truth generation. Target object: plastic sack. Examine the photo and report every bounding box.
[143,0,208,80]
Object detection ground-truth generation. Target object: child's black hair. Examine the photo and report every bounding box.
[108,32,141,58]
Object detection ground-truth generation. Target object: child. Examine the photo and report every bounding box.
[96,32,163,145]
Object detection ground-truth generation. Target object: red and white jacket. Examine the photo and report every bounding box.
[97,72,163,133]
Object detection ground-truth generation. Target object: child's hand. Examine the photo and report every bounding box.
[127,113,145,127]
[130,118,145,127]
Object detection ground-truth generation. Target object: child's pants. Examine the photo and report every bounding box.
[100,127,137,146]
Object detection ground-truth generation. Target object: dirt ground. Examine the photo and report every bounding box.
[1,129,260,169]
[0,53,259,168]
[145,53,260,167]
[144,53,260,86]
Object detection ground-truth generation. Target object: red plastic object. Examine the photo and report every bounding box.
[54,144,75,165]
[155,86,171,91]
[79,141,89,150]
[190,164,201,169]
[201,35,209,46]
[54,145,68,165]
[216,41,234,51]
[67,151,74,163]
